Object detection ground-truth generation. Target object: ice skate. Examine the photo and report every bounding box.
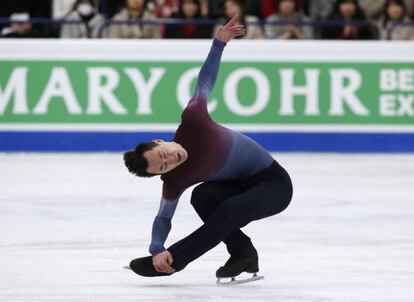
[216,255,264,286]
[128,256,172,277]
[216,273,264,286]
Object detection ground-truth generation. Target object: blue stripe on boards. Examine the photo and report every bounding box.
[0,131,413,152]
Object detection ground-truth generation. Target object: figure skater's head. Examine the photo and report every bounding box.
[124,140,188,177]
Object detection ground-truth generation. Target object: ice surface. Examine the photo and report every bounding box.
[0,153,413,302]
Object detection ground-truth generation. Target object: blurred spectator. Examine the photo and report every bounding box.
[265,0,313,39]
[60,0,105,38]
[108,0,161,38]
[257,0,278,19]
[207,0,224,18]
[205,0,289,19]
[1,12,43,38]
[99,0,125,18]
[308,0,337,20]
[0,0,52,19]
[0,0,51,35]
[321,0,374,40]
[165,0,212,39]
[248,0,308,19]
[53,0,76,19]
[148,0,180,18]
[198,0,210,17]
[377,0,414,39]
[213,0,263,39]
[360,0,412,20]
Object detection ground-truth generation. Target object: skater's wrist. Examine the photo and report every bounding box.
[149,245,166,256]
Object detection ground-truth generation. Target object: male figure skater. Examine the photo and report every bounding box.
[124,15,293,280]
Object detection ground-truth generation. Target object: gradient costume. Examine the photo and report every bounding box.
[149,39,293,272]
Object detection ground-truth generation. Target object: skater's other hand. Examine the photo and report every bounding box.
[215,15,245,43]
[153,250,175,274]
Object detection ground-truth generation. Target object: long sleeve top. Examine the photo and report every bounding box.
[149,39,274,256]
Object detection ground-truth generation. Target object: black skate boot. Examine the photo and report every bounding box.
[129,256,172,277]
[216,254,259,278]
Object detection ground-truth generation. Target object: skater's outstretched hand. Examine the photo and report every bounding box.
[215,15,245,43]
[153,250,175,274]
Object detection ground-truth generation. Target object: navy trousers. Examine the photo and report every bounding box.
[168,161,293,271]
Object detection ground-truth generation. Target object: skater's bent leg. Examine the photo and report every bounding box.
[191,182,256,256]
[169,181,292,271]
[190,182,240,221]
[223,231,257,257]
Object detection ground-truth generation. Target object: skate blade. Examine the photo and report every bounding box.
[123,265,131,270]
[216,273,264,286]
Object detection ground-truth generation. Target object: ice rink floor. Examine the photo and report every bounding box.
[0,153,413,302]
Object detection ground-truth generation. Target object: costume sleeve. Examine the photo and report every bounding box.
[193,39,227,99]
[148,197,179,256]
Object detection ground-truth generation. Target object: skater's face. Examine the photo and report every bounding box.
[143,140,188,174]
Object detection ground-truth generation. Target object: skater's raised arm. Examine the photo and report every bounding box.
[193,15,245,99]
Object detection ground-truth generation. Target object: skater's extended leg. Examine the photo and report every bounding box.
[169,179,292,271]
[191,182,257,256]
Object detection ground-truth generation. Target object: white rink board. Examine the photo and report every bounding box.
[0,153,413,302]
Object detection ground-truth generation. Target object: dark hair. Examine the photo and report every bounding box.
[330,0,367,20]
[123,141,158,177]
[179,0,202,18]
[382,0,407,25]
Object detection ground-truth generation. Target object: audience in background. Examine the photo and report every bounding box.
[308,0,337,38]
[98,0,125,18]
[148,0,180,37]
[321,0,374,40]
[206,0,224,18]
[308,0,337,20]
[165,0,211,38]
[0,0,52,19]
[108,0,161,38]
[265,0,312,39]
[214,0,263,39]
[1,12,42,38]
[60,0,105,38]
[257,0,277,18]
[360,0,412,19]
[149,0,180,18]
[1,0,413,40]
[0,0,51,36]
[198,0,210,17]
[377,0,414,39]
[252,0,307,18]
[52,0,76,19]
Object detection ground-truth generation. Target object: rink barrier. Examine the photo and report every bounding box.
[1,40,413,152]
[0,131,413,152]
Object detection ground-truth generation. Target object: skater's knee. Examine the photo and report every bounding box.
[272,187,293,215]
